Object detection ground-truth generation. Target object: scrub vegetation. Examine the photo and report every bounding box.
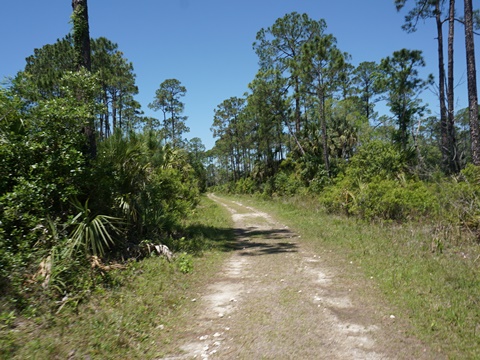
[1,1,480,358]
[0,196,235,359]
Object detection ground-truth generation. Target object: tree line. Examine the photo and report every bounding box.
[208,3,479,187]
[0,0,204,312]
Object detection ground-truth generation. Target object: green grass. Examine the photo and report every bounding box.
[4,192,480,359]
[224,193,480,359]
[0,195,235,360]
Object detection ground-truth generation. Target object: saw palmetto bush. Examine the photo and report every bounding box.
[67,199,121,258]
[134,145,200,246]
[432,164,480,239]
[92,129,150,227]
[317,140,480,240]
[93,130,200,249]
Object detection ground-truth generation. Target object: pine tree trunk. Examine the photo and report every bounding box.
[319,93,330,175]
[436,2,449,172]
[464,0,480,165]
[447,0,459,172]
[294,78,302,134]
[112,92,117,130]
[103,89,109,138]
[118,92,123,131]
[72,0,96,158]
[171,110,176,148]
[72,0,91,71]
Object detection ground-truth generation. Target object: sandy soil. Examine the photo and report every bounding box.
[161,195,441,360]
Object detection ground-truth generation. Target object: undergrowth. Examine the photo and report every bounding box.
[0,196,234,359]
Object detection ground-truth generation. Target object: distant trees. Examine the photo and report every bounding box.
[210,12,442,189]
[12,36,76,101]
[185,137,208,192]
[300,33,347,174]
[149,79,189,148]
[254,12,326,135]
[395,0,480,170]
[92,37,140,137]
[211,97,248,181]
[247,70,288,178]
[379,49,432,151]
[352,61,382,122]
[12,35,140,139]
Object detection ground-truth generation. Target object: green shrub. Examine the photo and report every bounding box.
[273,171,304,196]
[318,140,431,221]
[345,140,407,182]
[318,177,357,216]
[356,179,437,221]
[460,163,480,184]
[93,131,200,244]
[176,253,194,274]
[0,86,203,314]
[319,175,438,222]
[234,177,257,194]
[433,166,480,236]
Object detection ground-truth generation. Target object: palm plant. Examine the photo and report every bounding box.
[67,198,120,257]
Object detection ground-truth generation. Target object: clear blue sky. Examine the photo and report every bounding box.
[1,0,478,150]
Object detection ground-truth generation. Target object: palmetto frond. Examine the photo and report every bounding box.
[67,199,121,257]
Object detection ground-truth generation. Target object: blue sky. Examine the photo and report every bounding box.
[1,0,478,150]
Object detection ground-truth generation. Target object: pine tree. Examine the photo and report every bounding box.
[464,0,480,165]
[149,79,189,148]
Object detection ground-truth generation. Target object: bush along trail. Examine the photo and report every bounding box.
[161,194,440,359]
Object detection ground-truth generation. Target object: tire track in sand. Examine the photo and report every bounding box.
[161,194,438,360]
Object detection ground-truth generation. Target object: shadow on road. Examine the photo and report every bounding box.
[183,224,238,253]
[234,227,299,256]
[183,224,298,256]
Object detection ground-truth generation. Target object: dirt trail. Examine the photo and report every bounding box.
[162,195,437,359]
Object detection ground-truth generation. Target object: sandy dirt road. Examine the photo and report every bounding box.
[162,195,439,360]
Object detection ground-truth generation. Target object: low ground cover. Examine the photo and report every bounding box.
[225,194,480,359]
[0,196,234,359]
